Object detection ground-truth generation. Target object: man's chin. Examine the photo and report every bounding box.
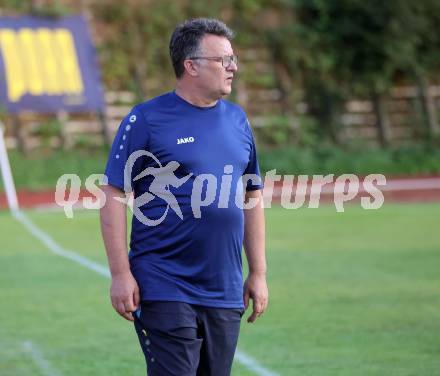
[221,86,232,96]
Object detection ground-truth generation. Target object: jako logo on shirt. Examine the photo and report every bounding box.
[177,137,195,145]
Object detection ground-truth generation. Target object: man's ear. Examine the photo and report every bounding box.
[183,59,199,77]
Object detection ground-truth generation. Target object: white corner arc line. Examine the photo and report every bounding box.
[23,341,61,376]
[13,210,279,376]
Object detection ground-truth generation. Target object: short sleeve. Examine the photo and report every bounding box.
[104,106,149,191]
[243,118,263,191]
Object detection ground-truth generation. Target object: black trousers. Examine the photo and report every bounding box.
[133,301,243,376]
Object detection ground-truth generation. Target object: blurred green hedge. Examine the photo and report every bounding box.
[2,144,439,192]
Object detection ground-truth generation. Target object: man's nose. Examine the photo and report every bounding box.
[227,61,238,72]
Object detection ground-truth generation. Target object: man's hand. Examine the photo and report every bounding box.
[243,272,268,323]
[110,272,140,322]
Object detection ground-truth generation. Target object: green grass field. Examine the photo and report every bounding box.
[1,203,439,375]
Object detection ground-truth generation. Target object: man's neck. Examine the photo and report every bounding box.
[174,85,219,107]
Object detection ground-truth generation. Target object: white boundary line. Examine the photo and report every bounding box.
[23,341,61,376]
[13,210,279,376]
[13,210,110,278]
[235,350,279,376]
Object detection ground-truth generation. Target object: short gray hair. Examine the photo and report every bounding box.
[169,18,235,78]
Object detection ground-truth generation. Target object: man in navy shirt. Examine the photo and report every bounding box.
[100,18,268,375]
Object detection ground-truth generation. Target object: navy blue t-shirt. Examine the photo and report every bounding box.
[104,91,262,308]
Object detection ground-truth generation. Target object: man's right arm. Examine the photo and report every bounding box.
[100,184,139,321]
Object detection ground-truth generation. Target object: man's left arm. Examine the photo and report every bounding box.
[243,189,269,323]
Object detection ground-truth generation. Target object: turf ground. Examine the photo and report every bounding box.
[1,203,439,375]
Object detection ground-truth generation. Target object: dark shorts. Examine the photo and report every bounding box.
[133,301,244,376]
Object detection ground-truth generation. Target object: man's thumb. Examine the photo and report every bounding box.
[243,289,250,310]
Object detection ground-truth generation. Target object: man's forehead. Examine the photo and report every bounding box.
[199,34,233,55]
